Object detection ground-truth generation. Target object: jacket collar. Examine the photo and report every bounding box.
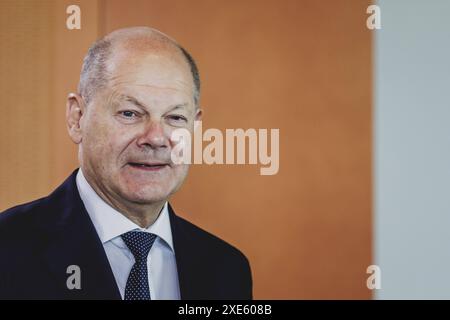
[34,169,121,299]
[34,168,200,299]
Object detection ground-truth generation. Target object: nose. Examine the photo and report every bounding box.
[136,119,168,150]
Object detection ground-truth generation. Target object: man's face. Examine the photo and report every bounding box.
[79,50,198,205]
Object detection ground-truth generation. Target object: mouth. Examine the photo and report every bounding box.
[128,162,169,171]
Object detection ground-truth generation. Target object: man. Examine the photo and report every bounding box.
[0,27,252,300]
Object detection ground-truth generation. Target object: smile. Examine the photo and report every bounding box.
[128,162,169,171]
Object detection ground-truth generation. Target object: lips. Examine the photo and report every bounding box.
[128,162,169,171]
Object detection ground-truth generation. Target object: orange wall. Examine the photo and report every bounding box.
[0,0,372,299]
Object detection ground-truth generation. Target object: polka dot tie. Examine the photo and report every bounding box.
[121,231,157,300]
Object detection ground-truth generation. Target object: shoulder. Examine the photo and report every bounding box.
[0,197,54,256]
[171,212,253,299]
[0,196,52,285]
[0,196,49,234]
[172,212,251,270]
[0,170,78,238]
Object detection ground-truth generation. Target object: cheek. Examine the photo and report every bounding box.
[167,126,194,151]
[171,164,189,182]
[86,124,110,154]
[84,118,132,162]
[168,165,189,194]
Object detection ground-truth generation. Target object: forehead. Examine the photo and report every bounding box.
[106,50,194,106]
[110,44,192,85]
[108,86,189,111]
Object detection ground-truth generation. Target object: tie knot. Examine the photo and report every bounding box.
[121,231,157,261]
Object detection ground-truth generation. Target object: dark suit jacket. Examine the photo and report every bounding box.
[0,169,252,300]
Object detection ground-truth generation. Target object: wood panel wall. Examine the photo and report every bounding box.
[0,0,372,299]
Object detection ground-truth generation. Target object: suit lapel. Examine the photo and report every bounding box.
[168,204,203,299]
[36,170,121,299]
[35,170,209,299]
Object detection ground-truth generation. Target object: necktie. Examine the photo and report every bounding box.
[121,231,157,300]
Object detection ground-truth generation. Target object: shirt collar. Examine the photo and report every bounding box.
[76,168,174,252]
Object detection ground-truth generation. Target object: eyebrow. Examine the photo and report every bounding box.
[122,95,188,112]
[168,103,189,112]
[123,95,146,109]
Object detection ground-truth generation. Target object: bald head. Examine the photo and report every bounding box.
[78,27,200,107]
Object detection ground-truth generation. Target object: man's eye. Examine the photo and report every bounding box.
[121,111,137,118]
[168,115,187,122]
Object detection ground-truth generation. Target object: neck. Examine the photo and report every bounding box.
[82,170,165,228]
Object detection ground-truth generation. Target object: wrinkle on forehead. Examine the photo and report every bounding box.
[104,78,194,112]
[96,27,195,107]
[108,69,193,96]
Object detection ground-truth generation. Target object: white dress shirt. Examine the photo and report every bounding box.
[76,169,180,300]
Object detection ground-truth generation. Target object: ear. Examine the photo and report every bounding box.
[66,93,85,144]
[195,107,203,122]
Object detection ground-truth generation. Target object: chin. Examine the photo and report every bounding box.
[121,184,172,204]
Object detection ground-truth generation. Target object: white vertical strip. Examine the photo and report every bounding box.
[375,0,450,299]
